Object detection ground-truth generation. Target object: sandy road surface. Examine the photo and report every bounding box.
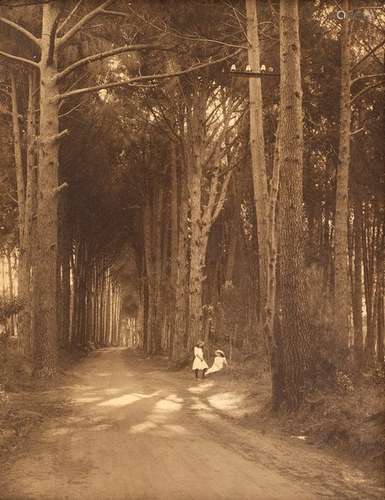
[1,349,383,500]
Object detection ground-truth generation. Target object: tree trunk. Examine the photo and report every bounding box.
[10,72,25,238]
[278,0,311,409]
[169,142,179,354]
[376,226,384,364]
[352,198,363,365]
[246,0,269,324]
[188,94,205,349]
[11,70,30,354]
[143,198,155,354]
[334,0,352,353]
[265,124,284,409]
[33,3,62,376]
[173,158,189,360]
[6,250,15,336]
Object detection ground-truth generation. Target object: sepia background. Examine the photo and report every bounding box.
[0,0,384,499]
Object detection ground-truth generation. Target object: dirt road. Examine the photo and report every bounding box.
[1,349,383,500]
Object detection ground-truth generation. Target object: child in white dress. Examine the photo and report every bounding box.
[192,340,208,379]
[206,350,228,375]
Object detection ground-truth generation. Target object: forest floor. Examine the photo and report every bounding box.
[0,347,384,500]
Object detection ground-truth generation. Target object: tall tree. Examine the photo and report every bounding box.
[278,0,311,409]
[334,0,352,354]
[245,0,269,323]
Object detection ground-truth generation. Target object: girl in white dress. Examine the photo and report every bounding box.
[206,350,228,375]
[192,340,208,379]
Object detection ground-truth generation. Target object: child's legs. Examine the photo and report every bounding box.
[194,369,199,379]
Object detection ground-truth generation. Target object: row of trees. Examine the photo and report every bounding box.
[0,0,384,409]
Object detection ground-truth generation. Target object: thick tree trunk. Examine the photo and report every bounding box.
[33,3,62,376]
[278,0,311,409]
[265,124,284,409]
[188,94,205,349]
[334,0,352,353]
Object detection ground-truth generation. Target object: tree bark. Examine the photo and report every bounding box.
[246,0,269,322]
[173,157,189,360]
[352,197,363,365]
[334,0,352,353]
[33,3,62,376]
[188,93,205,348]
[278,0,311,409]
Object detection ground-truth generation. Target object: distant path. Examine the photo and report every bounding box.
[1,349,383,499]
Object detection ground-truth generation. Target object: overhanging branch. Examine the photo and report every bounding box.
[351,38,385,73]
[351,73,385,86]
[57,0,114,48]
[56,40,167,81]
[351,82,385,104]
[56,49,242,101]
[57,0,84,35]
[0,50,40,69]
[0,16,41,48]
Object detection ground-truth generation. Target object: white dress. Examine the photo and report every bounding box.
[206,356,228,375]
[192,346,208,370]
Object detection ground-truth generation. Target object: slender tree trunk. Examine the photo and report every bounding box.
[246,0,269,323]
[143,198,155,354]
[11,71,30,353]
[376,226,384,364]
[334,0,352,353]
[362,204,376,358]
[173,158,189,360]
[352,198,363,365]
[278,0,311,409]
[169,142,179,354]
[153,187,164,353]
[61,221,71,345]
[10,72,25,237]
[6,250,15,336]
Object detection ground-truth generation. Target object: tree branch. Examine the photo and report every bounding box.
[212,171,232,223]
[0,50,40,68]
[57,0,84,35]
[47,129,70,143]
[48,3,66,66]
[351,82,385,104]
[52,182,69,196]
[350,127,364,136]
[56,41,167,81]
[0,16,41,48]
[0,88,11,99]
[351,38,385,73]
[351,73,385,85]
[57,0,114,47]
[56,49,242,101]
